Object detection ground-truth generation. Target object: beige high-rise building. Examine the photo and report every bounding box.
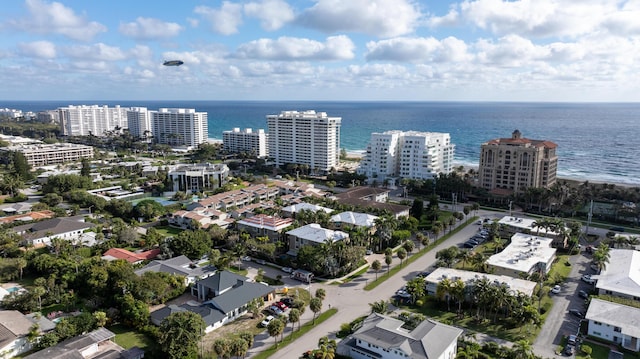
[478,130,558,194]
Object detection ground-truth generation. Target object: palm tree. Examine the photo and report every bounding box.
[397,248,407,266]
[593,242,611,272]
[267,318,284,347]
[450,278,466,317]
[436,277,453,311]
[15,257,27,280]
[288,308,300,332]
[458,250,472,269]
[512,339,535,359]
[316,336,337,359]
[310,297,322,324]
[369,300,388,314]
[384,254,392,275]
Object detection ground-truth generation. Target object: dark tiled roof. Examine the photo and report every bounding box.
[205,281,274,314]
[12,217,94,240]
[196,271,248,293]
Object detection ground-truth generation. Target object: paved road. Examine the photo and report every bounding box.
[245,211,491,359]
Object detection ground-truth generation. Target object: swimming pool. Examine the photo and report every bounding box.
[6,286,20,293]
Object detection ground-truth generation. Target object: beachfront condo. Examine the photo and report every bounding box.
[266,110,341,172]
[478,130,558,195]
[357,130,455,186]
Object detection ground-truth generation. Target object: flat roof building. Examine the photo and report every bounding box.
[267,110,341,172]
[498,215,567,248]
[151,108,208,149]
[487,232,556,278]
[358,130,454,185]
[286,223,348,255]
[2,143,94,167]
[424,267,538,297]
[168,163,230,193]
[58,104,129,136]
[479,130,558,195]
[222,128,268,158]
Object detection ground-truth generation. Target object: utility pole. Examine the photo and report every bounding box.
[509,201,513,216]
[585,200,594,237]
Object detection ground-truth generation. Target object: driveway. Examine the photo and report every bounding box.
[245,211,489,359]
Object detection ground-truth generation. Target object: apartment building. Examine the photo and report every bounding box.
[2,143,94,167]
[358,130,454,184]
[478,130,558,195]
[151,108,208,148]
[222,128,267,158]
[58,105,129,136]
[127,107,152,141]
[266,110,341,172]
[168,163,229,193]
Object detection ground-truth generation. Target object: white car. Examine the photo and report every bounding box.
[551,285,561,294]
[241,256,252,261]
[281,267,293,273]
[260,315,274,327]
[581,274,596,284]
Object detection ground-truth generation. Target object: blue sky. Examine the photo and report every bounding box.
[1,0,640,101]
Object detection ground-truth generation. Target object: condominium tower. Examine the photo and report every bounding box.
[478,130,558,194]
[151,108,208,148]
[266,110,341,172]
[58,105,129,136]
[222,128,268,158]
[127,107,152,141]
[358,130,455,184]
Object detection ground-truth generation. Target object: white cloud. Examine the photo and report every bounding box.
[366,36,471,63]
[234,35,355,61]
[427,8,460,28]
[457,0,614,38]
[475,35,545,67]
[64,43,126,61]
[119,17,183,40]
[244,0,294,31]
[195,2,243,35]
[297,0,422,38]
[9,0,106,41]
[18,40,56,59]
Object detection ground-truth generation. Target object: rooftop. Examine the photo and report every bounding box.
[425,268,537,296]
[594,249,640,297]
[330,211,379,228]
[586,298,640,339]
[487,233,556,274]
[498,216,560,237]
[286,223,348,244]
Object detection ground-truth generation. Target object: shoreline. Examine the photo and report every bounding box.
[344,151,638,189]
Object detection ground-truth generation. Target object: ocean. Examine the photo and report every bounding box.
[2,101,639,186]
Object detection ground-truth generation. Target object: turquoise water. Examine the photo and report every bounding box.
[6,286,20,293]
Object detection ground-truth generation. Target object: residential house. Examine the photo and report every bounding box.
[286,223,349,256]
[594,249,640,300]
[171,207,234,229]
[486,233,556,278]
[281,202,333,218]
[23,327,144,359]
[0,210,55,224]
[134,255,216,287]
[101,248,161,264]
[586,298,640,352]
[0,310,55,359]
[11,216,95,248]
[194,184,279,212]
[424,268,538,297]
[152,271,274,333]
[330,211,379,232]
[236,214,294,241]
[271,179,327,198]
[337,312,463,359]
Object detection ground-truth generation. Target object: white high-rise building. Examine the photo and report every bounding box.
[127,107,152,141]
[267,110,341,172]
[58,105,129,136]
[222,128,268,158]
[151,108,208,148]
[358,130,454,184]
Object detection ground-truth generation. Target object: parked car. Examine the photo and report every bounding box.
[267,305,283,315]
[567,334,578,346]
[563,344,575,356]
[578,290,589,299]
[463,241,477,249]
[365,249,373,255]
[281,267,293,273]
[255,259,267,265]
[581,274,595,284]
[241,256,252,261]
[551,285,561,294]
[281,297,294,306]
[275,301,289,311]
[260,315,274,327]
[568,309,584,318]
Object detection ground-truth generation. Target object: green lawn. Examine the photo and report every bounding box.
[109,324,160,354]
[153,226,183,237]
